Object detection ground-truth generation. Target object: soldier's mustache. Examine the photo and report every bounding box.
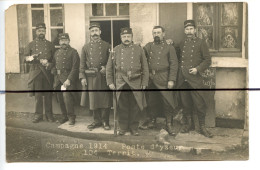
[124,40,130,43]
[92,34,98,37]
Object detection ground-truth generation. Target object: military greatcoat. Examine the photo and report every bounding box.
[80,39,112,110]
[24,38,56,96]
[106,43,149,111]
[144,40,179,109]
[177,36,211,105]
[52,45,80,88]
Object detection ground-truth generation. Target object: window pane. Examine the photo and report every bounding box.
[221,3,239,26]
[119,3,129,15]
[31,4,43,8]
[50,4,62,7]
[195,4,214,50]
[51,29,64,46]
[31,10,44,27]
[105,3,117,16]
[50,9,63,26]
[32,29,36,40]
[195,4,214,26]
[220,27,239,49]
[92,4,103,16]
[197,27,214,49]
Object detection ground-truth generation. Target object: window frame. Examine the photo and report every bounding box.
[28,4,65,43]
[90,3,130,21]
[193,2,243,55]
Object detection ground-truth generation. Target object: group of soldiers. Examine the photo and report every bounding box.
[24,19,213,138]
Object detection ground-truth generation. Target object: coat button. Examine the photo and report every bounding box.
[181,66,183,68]
[183,51,185,53]
[158,52,161,54]
[121,58,123,59]
[191,55,193,57]
[157,63,159,64]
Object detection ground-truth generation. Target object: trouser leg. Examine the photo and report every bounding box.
[118,86,130,131]
[179,82,194,132]
[147,83,158,120]
[34,73,44,117]
[35,92,43,117]
[101,108,110,124]
[63,91,75,119]
[93,109,102,123]
[129,92,140,131]
[57,91,68,118]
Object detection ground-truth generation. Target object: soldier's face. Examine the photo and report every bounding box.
[90,27,101,40]
[152,28,165,42]
[59,39,70,49]
[36,28,46,39]
[184,26,196,38]
[121,34,133,46]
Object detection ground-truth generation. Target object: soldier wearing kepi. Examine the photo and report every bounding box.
[80,22,112,130]
[177,20,213,138]
[52,33,80,125]
[144,26,179,136]
[24,23,56,123]
[106,27,149,136]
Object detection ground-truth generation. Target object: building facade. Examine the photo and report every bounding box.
[5,3,248,128]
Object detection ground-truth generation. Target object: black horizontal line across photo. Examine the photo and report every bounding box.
[1,88,258,93]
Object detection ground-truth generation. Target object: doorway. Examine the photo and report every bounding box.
[90,20,130,47]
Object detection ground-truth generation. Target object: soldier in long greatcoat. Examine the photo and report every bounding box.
[52,33,80,125]
[106,27,149,136]
[177,20,213,138]
[80,22,112,130]
[144,26,179,136]
[24,23,56,123]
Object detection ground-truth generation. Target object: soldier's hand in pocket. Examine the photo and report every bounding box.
[63,79,71,88]
[167,81,174,89]
[100,66,106,74]
[189,68,198,75]
[81,79,87,86]
[109,84,116,90]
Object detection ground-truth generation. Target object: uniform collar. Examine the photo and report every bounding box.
[60,45,71,50]
[153,39,166,45]
[185,35,197,42]
[35,37,46,41]
[90,38,101,43]
[121,42,133,48]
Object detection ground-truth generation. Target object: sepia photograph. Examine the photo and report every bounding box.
[2,0,251,164]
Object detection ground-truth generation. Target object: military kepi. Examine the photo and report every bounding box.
[120,27,132,35]
[59,33,70,40]
[184,20,196,28]
[36,23,46,30]
[89,22,101,29]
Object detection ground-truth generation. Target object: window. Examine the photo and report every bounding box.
[29,4,64,47]
[92,3,129,16]
[193,3,243,53]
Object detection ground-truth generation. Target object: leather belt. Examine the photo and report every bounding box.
[150,68,169,75]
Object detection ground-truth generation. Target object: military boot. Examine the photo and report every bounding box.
[101,109,111,130]
[165,116,176,136]
[199,116,213,138]
[46,113,55,122]
[32,114,43,123]
[180,115,192,133]
[147,118,156,129]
